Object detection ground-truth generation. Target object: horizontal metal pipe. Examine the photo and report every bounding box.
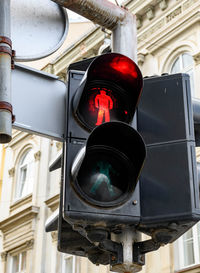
[51,0,126,30]
[51,0,137,61]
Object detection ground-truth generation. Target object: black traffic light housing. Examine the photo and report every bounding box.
[63,53,146,233]
[55,55,200,266]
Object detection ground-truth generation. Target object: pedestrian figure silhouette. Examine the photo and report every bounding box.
[90,161,116,197]
[95,90,113,125]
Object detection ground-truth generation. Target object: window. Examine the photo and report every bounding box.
[175,222,200,270]
[170,53,195,96]
[15,149,35,200]
[8,252,26,273]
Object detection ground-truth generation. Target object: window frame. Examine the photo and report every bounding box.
[175,223,200,270]
[170,52,195,97]
[7,251,27,273]
[14,148,35,201]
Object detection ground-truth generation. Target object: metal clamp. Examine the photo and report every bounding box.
[0,36,15,69]
[0,101,15,123]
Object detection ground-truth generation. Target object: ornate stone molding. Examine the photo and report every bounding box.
[158,0,168,11]
[138,53,145,66]
[1,251,7,262]
[25,239,34,249]
[166,6,181,23]
[34,151,41,161]
[10,194,33,214]
[8,167,15,177]
[0,205,39,252]
[193,52,200,65]
[146,6,155,20]
[136,15,143,29]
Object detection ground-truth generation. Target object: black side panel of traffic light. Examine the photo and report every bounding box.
[137,73,200,242]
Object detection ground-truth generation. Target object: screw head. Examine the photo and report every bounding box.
[132,200,138,205]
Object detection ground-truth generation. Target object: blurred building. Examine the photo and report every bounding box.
[1,0,200,273]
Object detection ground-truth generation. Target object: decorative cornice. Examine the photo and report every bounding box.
[138,5,200,53]
[45,193,59,212]
[0,205,39,232]
[8,239,35,255]
[0,206,38,252]
[10,194,33,214]
[166,6,181,23]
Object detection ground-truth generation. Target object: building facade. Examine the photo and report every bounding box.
[1,0,200,273]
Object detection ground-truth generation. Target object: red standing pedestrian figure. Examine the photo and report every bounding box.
[95,90,113,125]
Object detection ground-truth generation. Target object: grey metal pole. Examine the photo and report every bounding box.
[112,11,137,61]
[0,0,13,143]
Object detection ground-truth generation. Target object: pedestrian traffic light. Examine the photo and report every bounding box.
[56,56,200,268]
[59,53,146,258]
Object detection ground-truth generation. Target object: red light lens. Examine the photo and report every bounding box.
[77,81,130,130]
[73,53,143,131]
[109,56,138,79]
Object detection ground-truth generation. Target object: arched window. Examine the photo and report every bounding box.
[14,149,35,200]
[171,53,195,96]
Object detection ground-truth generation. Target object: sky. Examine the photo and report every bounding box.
[68,0,126,22]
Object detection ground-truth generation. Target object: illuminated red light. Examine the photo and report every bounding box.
[109,56,138,78]
[95,90,113,125]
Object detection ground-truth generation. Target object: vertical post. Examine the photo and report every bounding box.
[0,0,12,143]
[112,12,137,62]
